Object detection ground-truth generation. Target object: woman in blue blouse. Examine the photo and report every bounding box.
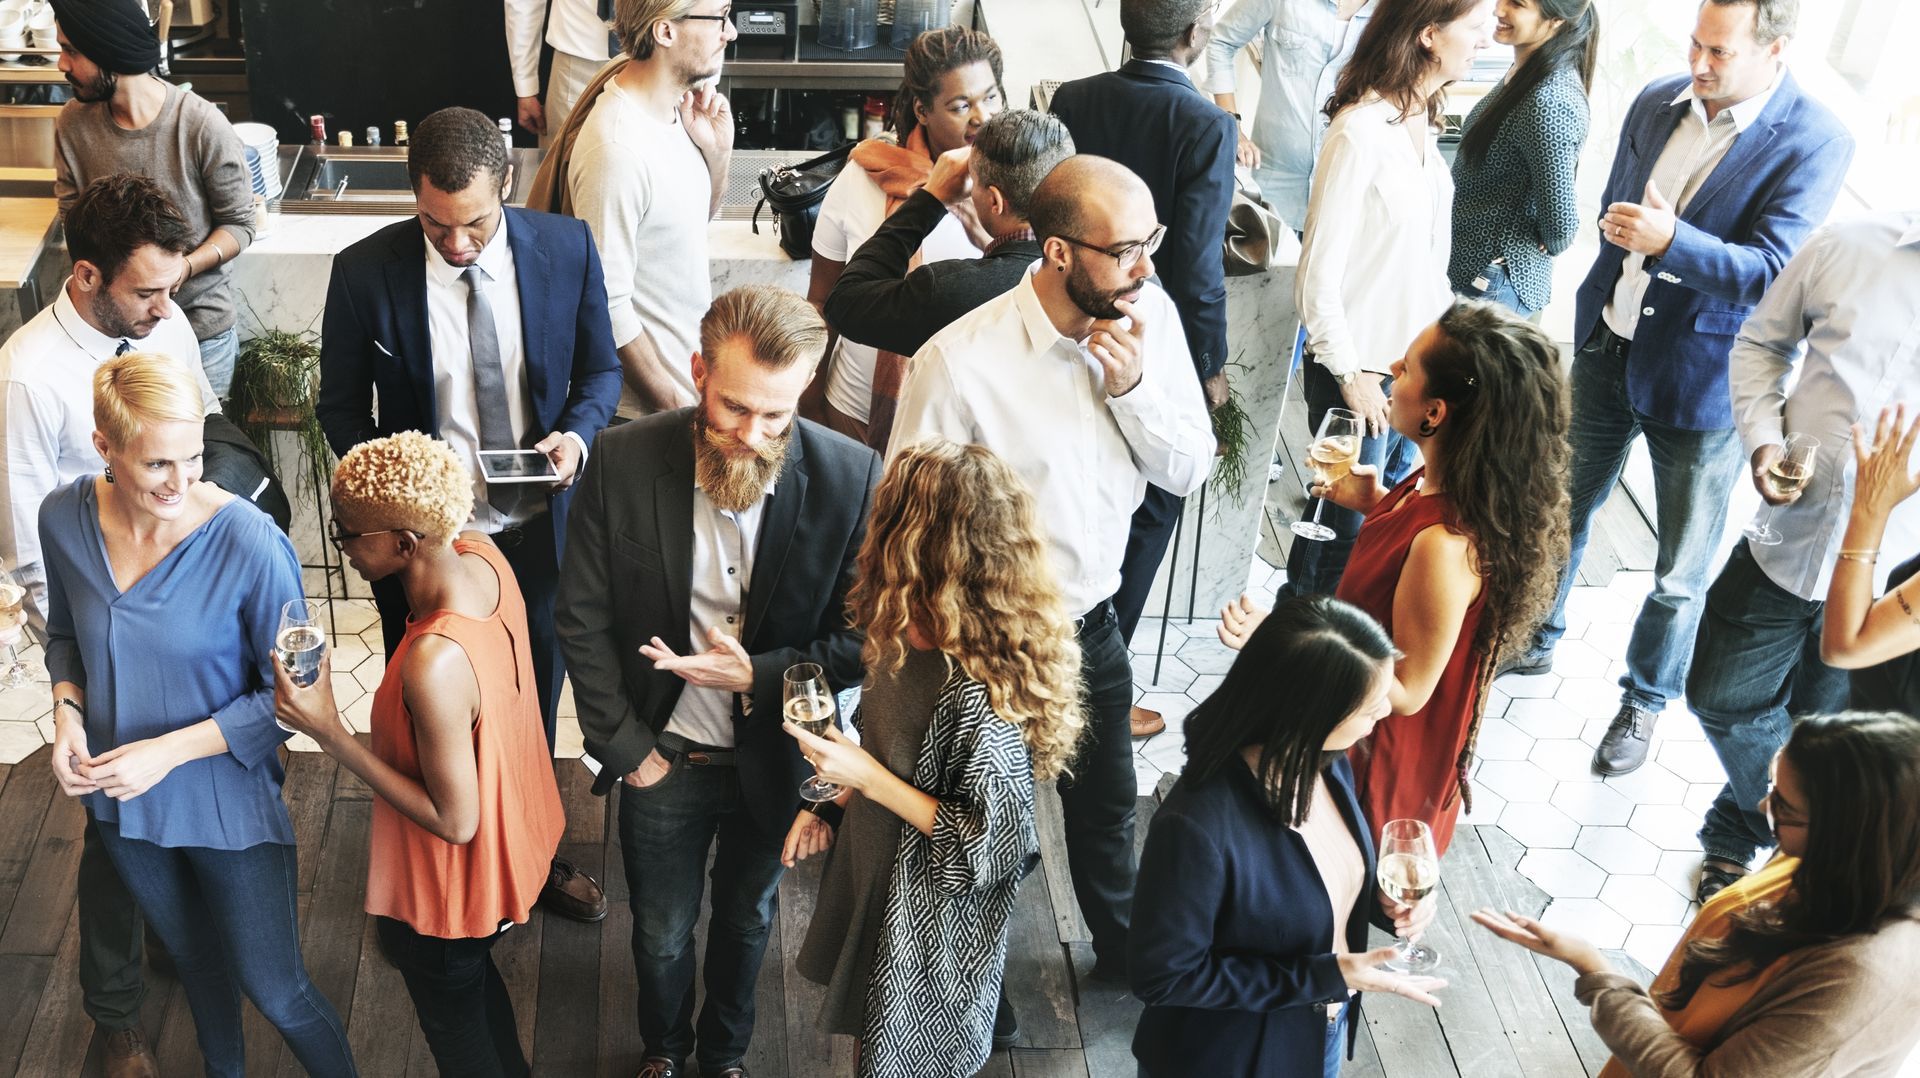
[41,352,356,1078]
[1448,0,1597,319]
[1130,596,1443,1078]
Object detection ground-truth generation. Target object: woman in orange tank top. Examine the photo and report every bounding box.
[275,432,564,1078]
[1220,301,1571,853]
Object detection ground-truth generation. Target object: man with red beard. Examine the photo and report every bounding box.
[557,284,880,1078]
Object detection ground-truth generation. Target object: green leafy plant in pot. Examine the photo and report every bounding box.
[225,324,330,487]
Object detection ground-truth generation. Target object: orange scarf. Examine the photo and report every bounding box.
[1597,856,1800,1078]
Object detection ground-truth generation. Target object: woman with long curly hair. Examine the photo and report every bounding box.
[785,440,1082,1077]
[1475,711,1920,1076]
[1222,300,1570,852]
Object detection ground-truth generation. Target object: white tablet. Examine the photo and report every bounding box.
[477,449,560,484]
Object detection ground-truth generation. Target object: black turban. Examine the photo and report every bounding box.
[48,0,161,75]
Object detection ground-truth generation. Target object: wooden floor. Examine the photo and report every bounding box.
[0,744,1649,1077]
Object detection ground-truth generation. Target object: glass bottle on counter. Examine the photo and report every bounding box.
[364,126,381,147]
[498,118,513,159]
[394,120,410,148]
[309,114,327,145]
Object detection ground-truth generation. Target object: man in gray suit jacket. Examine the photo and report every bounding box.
[557,284,880,1078]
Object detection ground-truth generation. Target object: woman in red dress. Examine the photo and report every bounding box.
[1224,300,1570,852]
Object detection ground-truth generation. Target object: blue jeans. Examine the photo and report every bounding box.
[94,822,355,1078]
[199,326,239,399]
[375,916,528,1077]
[1532,326,1745,712]
[1285,361,1419,598]
[1458,259,1535,320]
[618,756,786,1071]
[1687,542,1847,864]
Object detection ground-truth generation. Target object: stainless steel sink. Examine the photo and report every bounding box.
[277,145,544,214]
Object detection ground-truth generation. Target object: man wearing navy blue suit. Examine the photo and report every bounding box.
[318,106,622,920]
[1051,0,1235,738]
[1510,0,1853,778]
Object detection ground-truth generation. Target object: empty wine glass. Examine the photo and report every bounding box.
[1378,818,1442,973]
[0,562,32,689]
[1744,433,1819,547]
[784,662,842,802]
[1292,408,1363,542]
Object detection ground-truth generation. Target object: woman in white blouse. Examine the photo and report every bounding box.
[1289,0,1495,598]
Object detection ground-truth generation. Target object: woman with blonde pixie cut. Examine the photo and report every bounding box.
[40,351,356,1077]
[275,431,563,1078]
[787,439,1083,1077]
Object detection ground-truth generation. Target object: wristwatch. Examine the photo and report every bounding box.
[1334,370,1360,387]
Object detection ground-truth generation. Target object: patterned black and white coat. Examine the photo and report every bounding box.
[858,664,1041,1078]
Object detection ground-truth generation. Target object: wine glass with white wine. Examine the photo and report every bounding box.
[0,562,32,689]
[1378,818,1442,973]
[1744,433,1819,547]
[784,662,842,802]
[275,600,326,731]
[1292,408,1363,542]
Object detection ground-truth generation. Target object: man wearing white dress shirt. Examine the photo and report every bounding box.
[1684,211,1920,904]
[890,155,1216,977]
[505,0,618,141]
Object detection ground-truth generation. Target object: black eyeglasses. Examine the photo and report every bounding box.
[1058,224,1166,270]
[328,523,418,551]
[678,8,733,22]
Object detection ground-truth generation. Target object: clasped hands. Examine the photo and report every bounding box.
[50,707,187,802]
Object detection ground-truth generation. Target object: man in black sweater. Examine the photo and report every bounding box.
[822,109,1074,356]
[1051,0,1235,738]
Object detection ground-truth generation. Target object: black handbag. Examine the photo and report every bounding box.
[754,142,855,260]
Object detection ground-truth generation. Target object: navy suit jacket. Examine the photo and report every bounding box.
[316,206,622,552]
[1573,71,1852,430]
[1131,756,1391,1077]
[1051,59,1235,381]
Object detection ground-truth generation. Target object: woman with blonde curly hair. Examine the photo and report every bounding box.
[274,431,563,1078]
[785,440,1082,1077]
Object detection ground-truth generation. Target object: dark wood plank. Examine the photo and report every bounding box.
[330,734,375,800]
[1008,1046,1092,1077]
[0,770,84,956]
[1031,781,1089,945]
[0,746,60,941]
[279,749,339,895]
[12,904,97,1076]
[1357,924,1456,1078]
[344,912,418,1074]
[978,1048,1017,1076]
[596,800,642,1078]
[531,839,603,1074]
[1341,1010,1388,1078]
[1002,862,1079,1049]
[290,797,371,1077]
[1067,941,1139,1077]
[1421,866,1531,1077]
[777,852,856,1078]
[493,891,544,1066]
[747,870,790,1078]
[557,759,604,845]
[0,951,51,1073]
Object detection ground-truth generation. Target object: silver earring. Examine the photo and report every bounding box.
[104,464,115,484]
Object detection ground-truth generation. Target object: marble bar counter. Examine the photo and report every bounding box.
[229,210,1298,638]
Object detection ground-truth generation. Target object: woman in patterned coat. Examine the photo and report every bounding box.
[786,440,1085,1078]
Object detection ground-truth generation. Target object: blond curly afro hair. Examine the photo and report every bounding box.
[330,431,473,545]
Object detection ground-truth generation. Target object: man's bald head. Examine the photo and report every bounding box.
[1028,155,1156,248]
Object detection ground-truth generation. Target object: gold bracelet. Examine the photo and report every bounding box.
[1836,550,1879,563]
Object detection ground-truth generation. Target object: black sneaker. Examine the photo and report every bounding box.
[1592,704,1657,776]
[992,991,1019,1050]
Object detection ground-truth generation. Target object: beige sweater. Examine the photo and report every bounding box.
[1575,917,1920,1076]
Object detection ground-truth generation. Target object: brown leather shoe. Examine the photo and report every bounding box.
[104,1028,159,1078]
[539,856,608,923]
[1130,704,1166,738]
[635,1058,677,1078]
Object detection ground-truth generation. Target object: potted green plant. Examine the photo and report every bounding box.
[225,323,330,486]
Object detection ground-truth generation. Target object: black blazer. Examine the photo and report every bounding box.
[1050,59,1235,380]
[316,207,622,553]
[822,188,1045,357]
[1131,756,1393,1077]
[554,410,881,835]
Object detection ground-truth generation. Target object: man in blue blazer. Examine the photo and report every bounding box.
[1512,0,1853,777]
[318,107,621,919]
[1051,0,1235,738]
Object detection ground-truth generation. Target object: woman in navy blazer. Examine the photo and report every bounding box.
[1131,597,1444,1078]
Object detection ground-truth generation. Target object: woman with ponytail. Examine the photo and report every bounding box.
[1448,0,1597,319]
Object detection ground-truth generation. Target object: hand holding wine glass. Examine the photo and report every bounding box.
[1745,433,1819,547]
[1292,409,1363,542]
[783,663,843,802]
[0,562,33,689]
[1378,818,1442,973]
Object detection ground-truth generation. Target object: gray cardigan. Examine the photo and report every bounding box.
[1448,62,1590,312]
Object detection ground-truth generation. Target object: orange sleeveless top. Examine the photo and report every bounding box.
[363,539,565,939]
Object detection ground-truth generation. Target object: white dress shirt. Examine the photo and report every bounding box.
[1295,94,1454,378]
[504,0,613,99]
[1603,66,1784,341]
[667,473,776,748]
[890,270,1216,616]
[0,281,216,634]
[1730,211,1920,601]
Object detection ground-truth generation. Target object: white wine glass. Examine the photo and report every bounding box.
[1292,408,1362,543]
[1378,818,1442,973]
[1744,433,1819,548]
[0,562,32,690]
[784,662,841,803]
[275,600,326,734]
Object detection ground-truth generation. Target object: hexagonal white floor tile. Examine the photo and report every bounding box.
[1653,850,1704,902]
[0,720,47,764]
[1551,639,1611,679]
[1132,653,1196,695]
[342,692,375,734]
[1656,740,1726,784]
[1460,785,1507,823]
[1506,698,1589,740]
[1474,759,1559,803]
[1553,677,1621,720]
[1498,802,1580,848]
[1574,825,1662,874]
[1186,674,1225,702]
[1683,782,1722,815]
[1517,848,1608,899]
[0,685,53,725]
[1651,705,1707,742]
[1629,803,1705,852]
[1529,739,1600,782]
[1599,760,1689,805]
[1579,618,1633,657]
[1622,922,1687,974]
[1565,585,1639,626]
[1537,897,1631,949]
[1495,671,1561,699]
[321,598,383,636]
[1550,780,1636,827]
[1175,635,1238,675]
[1486,686,1513,718]
[1141,731,1188,774]
[1603,571,1656,604]
[1600,874,1691,925]
[1474,718,1533,761]
[1134,761,1167,797]
[555,712,585,759]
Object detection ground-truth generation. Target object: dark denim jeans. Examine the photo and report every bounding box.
[78,814,145,1033]
[375,916,528,1078]
[1687,542,1848,864]
[1058,602,1140,968]
[94,822,355,1078]
[1532,326,1745,712]
[1285,361,1419,598]
[618,757,785,1072]
[1458,259,1535,320]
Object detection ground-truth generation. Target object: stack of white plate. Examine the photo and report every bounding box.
[234,122,282,201]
